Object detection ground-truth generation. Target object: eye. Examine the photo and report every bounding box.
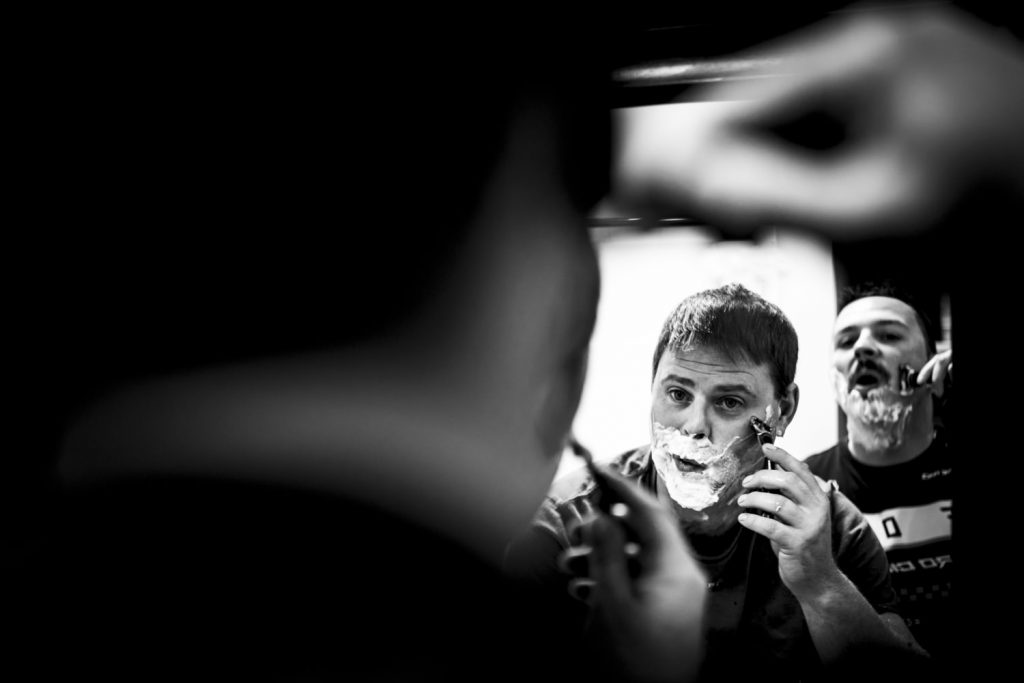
[716,396,745,411]
[880,332,903,342]
[834,336,854,349]
[666,387,691,404]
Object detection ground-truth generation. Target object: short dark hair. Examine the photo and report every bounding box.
[838,282,937,356]
[651,283,798,397]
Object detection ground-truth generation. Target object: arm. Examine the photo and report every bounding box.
[796,570,923,664]
[737,444,928,665]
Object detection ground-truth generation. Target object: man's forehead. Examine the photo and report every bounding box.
[835,296,919,332]
[659,346,768,385]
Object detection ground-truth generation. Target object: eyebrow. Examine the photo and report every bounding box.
[834,319,911,338]
[661,374,757,397]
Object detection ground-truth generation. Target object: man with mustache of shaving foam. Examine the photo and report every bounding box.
[506,283,928,683]
[805,283,952,667]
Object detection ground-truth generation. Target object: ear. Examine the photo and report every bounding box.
[776,383,800,437]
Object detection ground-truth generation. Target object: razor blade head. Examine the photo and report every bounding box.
[898,364,919,394]
[749,416,775,445]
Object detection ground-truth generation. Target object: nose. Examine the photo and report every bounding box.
[852,329,879,360]
[679,401,710,440]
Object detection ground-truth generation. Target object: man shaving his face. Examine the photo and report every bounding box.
[508,283,928,681]
[650,418,769,516]
[828,293,945,459]
[806,284,953,664]
[647,342,788,537]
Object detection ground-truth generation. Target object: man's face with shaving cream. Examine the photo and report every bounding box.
[831,297,930,440]
[650,344,790,523]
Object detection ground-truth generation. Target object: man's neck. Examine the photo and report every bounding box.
[684,517,743,559]
[845,405,935,466]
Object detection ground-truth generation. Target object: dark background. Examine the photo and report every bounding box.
[8,0,1010,672]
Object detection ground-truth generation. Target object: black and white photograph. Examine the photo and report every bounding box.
[7,1,1016,680]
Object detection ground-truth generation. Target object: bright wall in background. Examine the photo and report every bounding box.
[560,226,839,479]
[557,100,842,479]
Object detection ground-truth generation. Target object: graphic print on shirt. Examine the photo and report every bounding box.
[862,499,952,552]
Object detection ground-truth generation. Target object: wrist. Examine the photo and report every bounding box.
[791,566,847,608]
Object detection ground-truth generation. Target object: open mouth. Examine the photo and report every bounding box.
[848,362,888,393]
[672,456,707,474]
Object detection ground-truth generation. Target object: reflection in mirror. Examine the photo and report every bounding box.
[558,102,840,479]
[560,222,838,478]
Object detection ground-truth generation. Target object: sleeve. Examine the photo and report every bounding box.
[804,446,840,483]
[503,493,594,584]
[502,496,595,656]
[503,517,567,585]
[830,489,902,617]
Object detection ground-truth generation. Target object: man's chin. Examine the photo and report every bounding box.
[668,481,733,523]
[843,387,913,422]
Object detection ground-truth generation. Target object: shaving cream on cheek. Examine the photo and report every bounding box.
[651,422,747,512]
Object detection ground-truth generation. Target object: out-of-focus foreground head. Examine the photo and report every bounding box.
[17,9,613,565]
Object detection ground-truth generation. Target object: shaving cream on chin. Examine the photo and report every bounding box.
[831,368,915,448]
[651,422,740,512]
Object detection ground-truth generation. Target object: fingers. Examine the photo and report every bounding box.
[737,490,793,523]
[567,577,596,603]
[742,468,801,496]
[915,350,952,399]
[590,465,682,552]
[586,515,631,605]
[917,349,953,386]
[740,445,829,544]
[705,11,902,127]
[618,3,1024,238]
[558,543,591,576]
[682,132,937,238]
[736,498,817,548]
[614,8,966,238]
[615,101,937,239]
[746,444,821,498]
[561,516,629,604]
[670,14,909,232]
[736,510,787,543]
